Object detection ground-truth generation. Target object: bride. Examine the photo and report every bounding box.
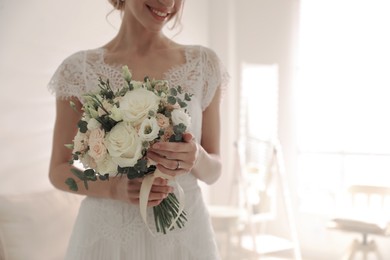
[48,0,228,259]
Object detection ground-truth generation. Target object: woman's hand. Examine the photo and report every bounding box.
[147,132,199,177]
[112,177,173,207]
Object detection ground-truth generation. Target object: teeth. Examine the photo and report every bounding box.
[151,8,168,17]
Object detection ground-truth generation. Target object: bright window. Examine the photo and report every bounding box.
[296,0,390,213]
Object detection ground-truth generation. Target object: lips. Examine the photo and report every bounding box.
[146,5,171,20]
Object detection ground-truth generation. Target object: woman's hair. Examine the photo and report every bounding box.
[107,0,184,31]
[107,0,125,11]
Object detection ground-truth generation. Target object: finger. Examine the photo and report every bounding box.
[147,151,184,170]
[182,132,194,143]
[151,184,173,194]
[147,199,164,207]
[156,164,188,177]
[153,177,168,186]
[152,142,189,153]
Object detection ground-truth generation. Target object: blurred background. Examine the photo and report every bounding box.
[1,0,390,259]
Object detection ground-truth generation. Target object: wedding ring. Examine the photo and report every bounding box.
[175,160,181,170]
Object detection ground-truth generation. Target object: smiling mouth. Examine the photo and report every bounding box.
[147,5,170,19]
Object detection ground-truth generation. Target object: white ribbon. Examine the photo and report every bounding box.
[139,169,185,235]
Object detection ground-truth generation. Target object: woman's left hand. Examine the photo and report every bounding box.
[147,132,199,177]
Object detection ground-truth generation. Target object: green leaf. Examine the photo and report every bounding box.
[65,178,78,191]
[167,96,176,105]
[127,168,141,179]
[69,101,78,112]
[64,143,74,150]
[83,169,97,181]
[173,123,187,135]
[70,168,85,180]
[83,179,89,190]
[184,93,192,101]
[98,174,110,181]
[169,88,178,96]
[77,120,88,133]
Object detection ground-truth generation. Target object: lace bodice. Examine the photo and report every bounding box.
[48,45,228,111]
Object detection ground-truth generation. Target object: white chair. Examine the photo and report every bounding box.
[328,185,390,260]
[209,138,301,260]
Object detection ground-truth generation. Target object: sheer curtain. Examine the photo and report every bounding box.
[296,0,390,213]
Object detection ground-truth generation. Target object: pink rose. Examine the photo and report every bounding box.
[88,128,105,146]
[156,113,170,129]
[88,141,107,162]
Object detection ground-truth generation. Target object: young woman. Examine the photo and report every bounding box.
[48,0,228,259]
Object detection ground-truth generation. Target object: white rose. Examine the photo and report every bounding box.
[138,117,160,142]
[96,155,118,175]
[87,118,101,130]
[104,121,143,167]
[119,88,160,126]
[171,109,191,127]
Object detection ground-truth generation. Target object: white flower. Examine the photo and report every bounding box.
[98,100,113,117]
[171,109,191,127]
[104,121,143,167]
[138,117,160,142]
[122,65,132,82]
[109,104,123,122]
[87,118,101,130]
[132,81,144,89]
[96,155,117,175]
[87,106,99,119]
[119,88,160,126]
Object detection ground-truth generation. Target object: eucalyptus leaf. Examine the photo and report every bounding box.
[167,96,176,105]
[77,120,88,133]
[170,88,178,96]
[65,178,78,192]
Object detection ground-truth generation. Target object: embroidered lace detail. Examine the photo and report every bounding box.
[48,45,229,110]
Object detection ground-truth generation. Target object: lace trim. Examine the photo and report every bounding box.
[47,45,229,110]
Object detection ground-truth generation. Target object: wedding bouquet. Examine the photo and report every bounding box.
[65,66,192,234]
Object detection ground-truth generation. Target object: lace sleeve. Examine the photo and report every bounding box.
[200,47,230,111]
[47,51,87,99]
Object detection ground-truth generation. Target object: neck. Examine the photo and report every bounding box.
[105,13,173,55]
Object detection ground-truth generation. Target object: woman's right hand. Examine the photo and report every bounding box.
[112,177,173,207]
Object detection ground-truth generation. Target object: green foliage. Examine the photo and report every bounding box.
[77,120,88,133]
[153,193,187,234]
[65,178,78,192]
[167,96,176,105]
[169,88,178,96]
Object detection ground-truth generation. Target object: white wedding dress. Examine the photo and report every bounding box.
[48,45,229,260]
